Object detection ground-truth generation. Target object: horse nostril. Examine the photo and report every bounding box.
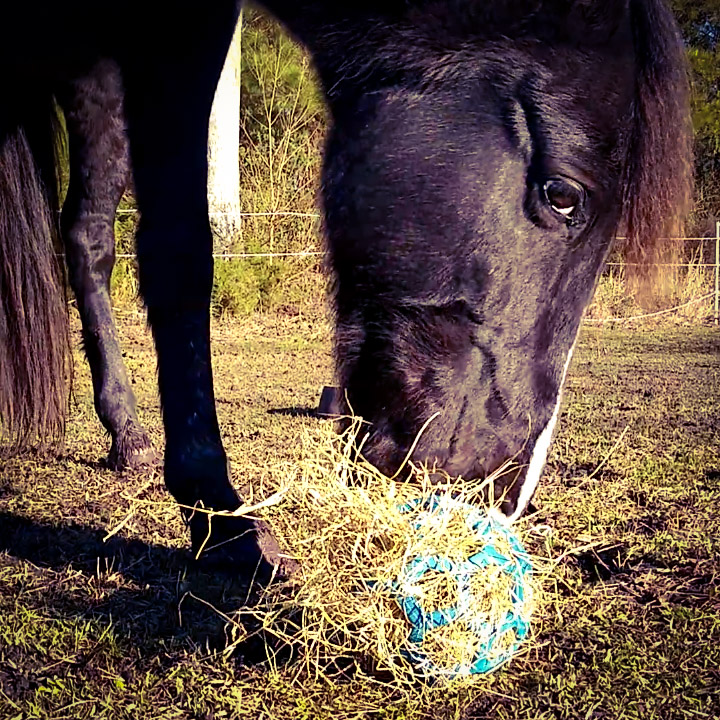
[426,470,449,485]
[486,468,528,523]
[500,497,518,520]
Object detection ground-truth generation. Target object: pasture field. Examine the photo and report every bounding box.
[0,310,719,720]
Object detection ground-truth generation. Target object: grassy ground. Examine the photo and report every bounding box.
[0,310,719,720]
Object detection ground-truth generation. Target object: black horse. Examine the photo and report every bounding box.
[0,0,691,569]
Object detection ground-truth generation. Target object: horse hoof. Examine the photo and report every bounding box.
[190,513,294,586]
[107,422,157,471]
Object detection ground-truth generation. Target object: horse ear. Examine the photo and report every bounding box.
[619,0,693,272]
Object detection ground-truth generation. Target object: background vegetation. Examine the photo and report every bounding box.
[113,8,327,317]
[108,4,720,321]
[215,10,326,316]
[672,0,720,230]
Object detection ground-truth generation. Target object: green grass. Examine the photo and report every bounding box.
[0,315,719,719]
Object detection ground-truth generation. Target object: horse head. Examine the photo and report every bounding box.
[273,0,692,520]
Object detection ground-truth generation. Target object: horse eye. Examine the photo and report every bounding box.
[543,178,584,218]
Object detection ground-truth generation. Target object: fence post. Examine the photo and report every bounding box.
[716,222,719,326]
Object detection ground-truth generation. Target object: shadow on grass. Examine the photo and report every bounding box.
[267,406,319,418]
[0,511,272,663]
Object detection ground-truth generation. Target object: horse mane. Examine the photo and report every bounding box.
[620,0,693,268]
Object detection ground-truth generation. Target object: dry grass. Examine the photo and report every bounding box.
[587,251,716,325]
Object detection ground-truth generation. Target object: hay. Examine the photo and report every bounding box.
[233,418,539,687]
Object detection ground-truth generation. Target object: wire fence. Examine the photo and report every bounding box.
[584,292,716,325]
[100,210,720,325]
[115,209,322,219]
[111,250,323,259]
[110,207,323,259]
[593,223,720,326]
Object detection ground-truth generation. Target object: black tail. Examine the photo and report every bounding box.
[0,98,69,451]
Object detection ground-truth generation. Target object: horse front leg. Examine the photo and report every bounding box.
[57,60,155,470]
[120,19,272,576]
[128,130,266,574]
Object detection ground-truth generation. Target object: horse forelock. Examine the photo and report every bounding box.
[301,0,633,64]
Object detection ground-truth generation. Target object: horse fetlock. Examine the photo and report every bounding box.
[107,420,156,471]
[188,510,276,582]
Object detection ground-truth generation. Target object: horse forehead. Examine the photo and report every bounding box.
[386,2,637,94]
[401,0,631,41]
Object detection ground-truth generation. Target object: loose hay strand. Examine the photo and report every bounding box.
[236,417,541,688]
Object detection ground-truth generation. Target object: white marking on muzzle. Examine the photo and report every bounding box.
[490,337,577,526]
